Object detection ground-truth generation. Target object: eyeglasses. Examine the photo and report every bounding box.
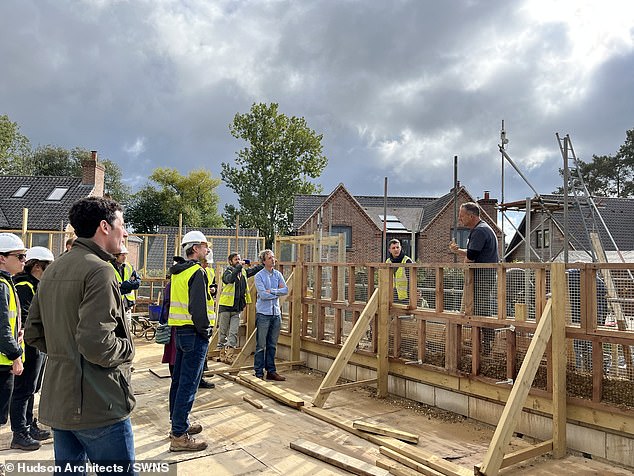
[8,253,27,261]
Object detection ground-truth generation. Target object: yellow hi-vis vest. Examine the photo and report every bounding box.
[168,264,205,327]
[110,262,136,302]
[218,268,251,307]
[0,276,24,365]
[205,267,216,326]
[386,255,412,300]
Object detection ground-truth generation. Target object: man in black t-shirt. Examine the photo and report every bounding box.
[449,202,499,353]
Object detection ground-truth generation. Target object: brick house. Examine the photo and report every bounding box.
[0,152,108,255]
[293,183,503,263]
[506,194,634,262]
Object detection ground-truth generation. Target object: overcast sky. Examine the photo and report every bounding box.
[1,0,633,215]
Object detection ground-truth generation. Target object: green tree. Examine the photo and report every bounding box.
[126,168,223,233]
[221,103,328,248]
[125,186,169,233]
[554,128,634,197]
[0,114,31,173]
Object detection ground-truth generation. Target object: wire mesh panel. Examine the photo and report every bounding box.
[322,305,336,344]
[417,267,436,310]
[459,325,472,372]
[443,267,464,312]
[474,266,498,317]
[505,268,537,320]
[424,321,445,368]
[390,315,419,361]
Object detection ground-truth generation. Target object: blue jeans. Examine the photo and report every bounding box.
[53,418,136,475]
[254,313,281,377]
[169,327,208,436]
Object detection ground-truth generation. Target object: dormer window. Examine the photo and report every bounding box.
[13,186,30,198]
[46,187,69,201]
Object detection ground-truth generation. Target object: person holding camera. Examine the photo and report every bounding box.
[217,253,263,364]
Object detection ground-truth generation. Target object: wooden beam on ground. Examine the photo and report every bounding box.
[239,374,304,409]
[550,263,567,459]
[320,378,377,393]
[499,439,553,469]
[379,447,444,476]
[376,458,423,476]
[478,299,553,475]
[242,395,264,409]
[312,289,379,407]
[290,439,390,476]
[301,406,471,476]
[353,421,419,444]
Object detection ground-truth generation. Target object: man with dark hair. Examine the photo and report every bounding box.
[25,196,136,473]
[217,252,263,364]
[386,238,414,303]
[10,247,55,451]
[449,202,499,353]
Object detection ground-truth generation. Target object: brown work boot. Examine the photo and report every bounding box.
[266,372,286,381]
[187,423,202,435]
[223,347,236,365]
[169,432,208,452]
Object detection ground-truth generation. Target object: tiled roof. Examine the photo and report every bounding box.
[508,194,634,256]
[293,185,470,233]
[0,175,92,230]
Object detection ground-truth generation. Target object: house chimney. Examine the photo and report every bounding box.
[477,190,498,224]
[82,150,106,197]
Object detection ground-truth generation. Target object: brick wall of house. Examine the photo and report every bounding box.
[418,190,504,264]
[297,189,382,263]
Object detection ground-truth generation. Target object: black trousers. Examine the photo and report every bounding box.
[10,344,45,433]
[0,368,15,425]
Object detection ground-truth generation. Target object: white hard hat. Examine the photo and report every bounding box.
[26,246,55,262]
[181,231,207,248]
[0,233,26,253]
[118,245,129,254]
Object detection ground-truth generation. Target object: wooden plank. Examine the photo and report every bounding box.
[376,458,423,476]
[500,439,553,469]
[550,263,567,459]
[291,266,303,361]
[149,367,171,379]
[478,299,553,475]
[290,439,390,476]
[377,269,391,398]
[312,289,379,407]
[514,303,527,322]
[239,374,304,409]
[242,395,264,409]
[353,421,419,444]
[379,447,444,476]
[321,378,377,393]
[232,329,256,369]
[301,407,471,476]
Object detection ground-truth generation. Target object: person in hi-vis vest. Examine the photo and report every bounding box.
[167,230,212,452]
[385,238,413,303]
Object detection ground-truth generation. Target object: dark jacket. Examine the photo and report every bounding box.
[219,263,263,313]
[13,272,38,325]
[169,259,211,338]
[24,237,135,430]
[0,270,23,367]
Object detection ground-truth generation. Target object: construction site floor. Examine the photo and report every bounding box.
[1,338,631,475]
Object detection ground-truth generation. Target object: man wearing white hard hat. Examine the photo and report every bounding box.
[10,246,54,451]
[0,233,26,434]
[167,230,212,452]
[110,244,141,328]
[25,197,136,473]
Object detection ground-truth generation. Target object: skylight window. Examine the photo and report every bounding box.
[379,214,408,231]
[13,186,29,198]
[46,187,69,201]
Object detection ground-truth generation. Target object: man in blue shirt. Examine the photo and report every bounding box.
[449,202,499,353]
[254,249,288,381]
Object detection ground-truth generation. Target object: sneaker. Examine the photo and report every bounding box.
[198,379,215,389]
[187,423,203,435]
[266,372,286,381]
[30,419,52,441]
[169,432,208,452]
[10,431,41,451]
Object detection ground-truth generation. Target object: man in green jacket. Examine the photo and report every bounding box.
[25,197,136,473]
